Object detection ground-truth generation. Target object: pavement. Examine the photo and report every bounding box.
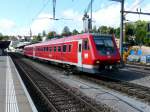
[0,56,37,112]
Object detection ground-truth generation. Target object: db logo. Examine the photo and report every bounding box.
[107,55,111,58]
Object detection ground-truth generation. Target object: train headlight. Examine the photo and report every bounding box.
[117,60,120,63]
[96,60,100,64]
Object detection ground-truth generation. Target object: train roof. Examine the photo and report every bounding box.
[25,33,113,48]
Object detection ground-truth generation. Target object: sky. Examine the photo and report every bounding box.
[0,0,150,36]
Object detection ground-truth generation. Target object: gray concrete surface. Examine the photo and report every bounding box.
[22,58,150,112]
[0,56,37,112]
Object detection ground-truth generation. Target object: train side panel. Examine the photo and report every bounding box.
[24,33,121,74]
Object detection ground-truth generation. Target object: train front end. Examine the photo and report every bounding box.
[91,34,121,72]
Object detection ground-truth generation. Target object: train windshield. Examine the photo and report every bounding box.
[94,36,115,55]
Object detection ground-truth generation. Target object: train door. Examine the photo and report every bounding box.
[78,40,82,69]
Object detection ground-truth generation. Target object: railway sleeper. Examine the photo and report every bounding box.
[136,91,148,99]
[127,88,137,96]
[51,98,77,104]
[61,107,91,112]
[144,97,150,104]
[58,104,90,112]
[47,93,70,98]
[120,86,131,93]
[55,103,84,109]
[53,100,79,105]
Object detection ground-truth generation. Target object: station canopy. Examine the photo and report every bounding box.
[0,41,11,49]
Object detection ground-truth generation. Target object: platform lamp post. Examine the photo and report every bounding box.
[110,0,125,65]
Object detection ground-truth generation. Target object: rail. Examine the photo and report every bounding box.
[10,54,107,112]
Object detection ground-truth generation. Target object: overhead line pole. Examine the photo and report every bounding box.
[91,0,93,31]
[124,11,150,15]
[110,0,125,64]
[53,0,56,19]
[120,0,124,62]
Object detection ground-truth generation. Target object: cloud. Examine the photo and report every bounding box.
[62,9,82,21]
[31,13,54,35]
[93,4,120,27]
[2,1,150,36]
[0,19,15,31]
[61,6,121,32]
[62,4,121,29]
[125,3,150,22]
[127,0,141,11]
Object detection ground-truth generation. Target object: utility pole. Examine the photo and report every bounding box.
[53,0,56,19]
[110,0,125,65]
[120,0,124,60]
[90,0,93,31]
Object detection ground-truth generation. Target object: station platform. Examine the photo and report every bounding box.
[0,56,37,112]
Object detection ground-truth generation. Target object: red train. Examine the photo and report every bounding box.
[24,33,121,74]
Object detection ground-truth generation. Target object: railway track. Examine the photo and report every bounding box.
[10,54,114,112]
[126,63,150,70]
[125,64,150,74]
[75,72,150,105]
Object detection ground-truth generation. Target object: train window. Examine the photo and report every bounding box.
[68,45,71,52]
[54,46,56,52]
[79,44,81,52]
[46,47,48,51]
[58,46,61,52]
[94,36,115,55]
[63,45,67,52]
[45,47,47,51]
[83,40,89,50]
[49,47,52,52]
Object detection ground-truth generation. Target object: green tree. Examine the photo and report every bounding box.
[72,29,79,35]
[125,23,135,43]
[144,38,149,46]
[92,25,97,33]
[114,27,120,39]
[135,20,147,45]
[108,27,115,34]
[31,33,42,43]
[47,31,56,39]
[0,33,3,40]
[61,26,72,36]
[3,35,9,40]
[37,33,42,41]
[80,30,84,34]
[42,30,46,37]
[98,26,108,34]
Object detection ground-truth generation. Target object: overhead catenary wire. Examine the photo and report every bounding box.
[125,0,145,16]
[93,2,116,12]
[32,0,51,21]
